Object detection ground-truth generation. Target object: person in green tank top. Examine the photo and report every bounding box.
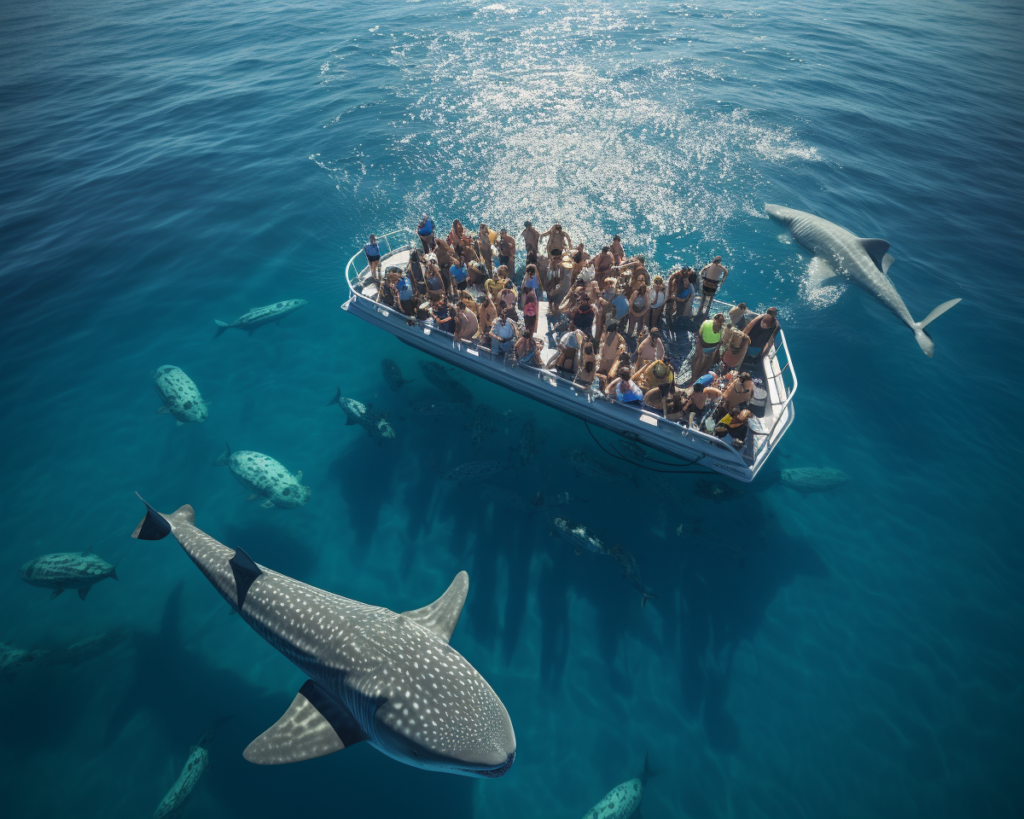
[689,312,725,383]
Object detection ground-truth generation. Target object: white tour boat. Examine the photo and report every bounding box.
[342,229,797,482]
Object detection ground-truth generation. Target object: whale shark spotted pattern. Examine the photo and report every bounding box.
[131,498,515,777]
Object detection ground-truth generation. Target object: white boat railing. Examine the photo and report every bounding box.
[343,228,797,469]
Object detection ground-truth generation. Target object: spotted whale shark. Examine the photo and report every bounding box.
[131,497,515,777]
[766,204,960,356]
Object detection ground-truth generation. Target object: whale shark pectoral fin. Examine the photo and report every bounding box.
[858,238,891,270]
[78,587,90,601]
[156,406,170,414]
[50,588,64,599]
[243,680,366,765]
[229,546,262,608]
[807,257,843,289]
[401,570,469,643]
[344,415,355,425]
[881,253,895,275]
[260,500,275,509]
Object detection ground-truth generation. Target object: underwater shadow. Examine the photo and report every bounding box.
[671,488,829,754]
[219,519,320,580]
[325,433,402,552]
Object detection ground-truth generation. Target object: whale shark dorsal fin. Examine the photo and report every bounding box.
[858,238,891,270]
[243,679,367,765]
[229,546,262,608]
[402,571,469,643]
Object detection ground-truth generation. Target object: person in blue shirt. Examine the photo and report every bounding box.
[450,259,468,291]
[395,272,416,315]
[364,234,381,281]
[417,215,434,253]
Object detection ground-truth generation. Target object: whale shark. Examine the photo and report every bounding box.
[131,497,516,777]
[766,204,960,356]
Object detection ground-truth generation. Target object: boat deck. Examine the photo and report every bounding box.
[343,233,797,482]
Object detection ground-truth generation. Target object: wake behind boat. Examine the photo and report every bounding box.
[341,226,798,483]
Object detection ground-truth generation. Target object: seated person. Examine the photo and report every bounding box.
[662,390,686,422]
[522,288,539,334]
[574,338,597,388]
[548,328,584,376]
[728,301,748,330]
[714,409,753,446]
[498,279,519,319]
[605,366,644,404]
[377,273,398,308]
[721,372,755,412]
[515,330,543,367]
[682,381,722,425]
[597,322,626,382]
[431,296,455,334]
[638,360,674,402]
[489,308,518,355]
[484,271,505,302]
[721,329,750,370]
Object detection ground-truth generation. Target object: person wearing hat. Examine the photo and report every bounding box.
[636,327,665,367]
[489,307,518,356]
[697,255,729,315]
[521,221,540,257]
[714,408,753,447]
[640,360,676,411]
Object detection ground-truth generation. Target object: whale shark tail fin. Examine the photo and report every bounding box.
[213,443,231,466]
[912,298,961,357]
[326,387,341,407]
[213,320,230,339]
[131,494,172,540]
[641,752,659,785]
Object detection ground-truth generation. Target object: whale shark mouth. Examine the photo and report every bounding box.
[460,750,515,778]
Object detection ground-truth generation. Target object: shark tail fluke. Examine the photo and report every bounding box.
[213,443,232,466]
[327,387,341,407]
[912,298,961,357]
[642,752,658,785]
[213,320,230,339]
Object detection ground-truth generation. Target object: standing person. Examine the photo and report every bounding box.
[515,330,543,367]
[570,243,590,282]
[453,300,479,343]
[450,257,468,291]
[610,235,625,265]
[729,301,748,331]
[697,255,729,315]
[570,293,596,338]
[721,330,750,370]
[478,223,493,274]
[417,215,435,252]
[408,250,427,298]
[540,223,571,267]
[636,327,665,367]
[522,287,539,335]
[593,245,615,287]
[447,219,467,252]
[597,322,626,384]
[396,269,416,315]
[433,237,455,296]
[743,307,780,360]
[649,276,668,329]
[489,309,518,356]
[690,312,726,382]
[521,263,540,304]
[497,228,516,275]
[626,283,650,338]
[478,292,498,340]
[521,221,540,258]
[364,234,381,281]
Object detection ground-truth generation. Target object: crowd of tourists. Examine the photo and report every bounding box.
[364,217,783,450]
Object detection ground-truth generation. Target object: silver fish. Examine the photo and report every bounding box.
[20,547,118,600]
[213,299,307,338]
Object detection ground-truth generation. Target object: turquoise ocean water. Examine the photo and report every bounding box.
[1,0,1022,816]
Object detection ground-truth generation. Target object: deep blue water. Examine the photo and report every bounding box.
[1,0,1022,816]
